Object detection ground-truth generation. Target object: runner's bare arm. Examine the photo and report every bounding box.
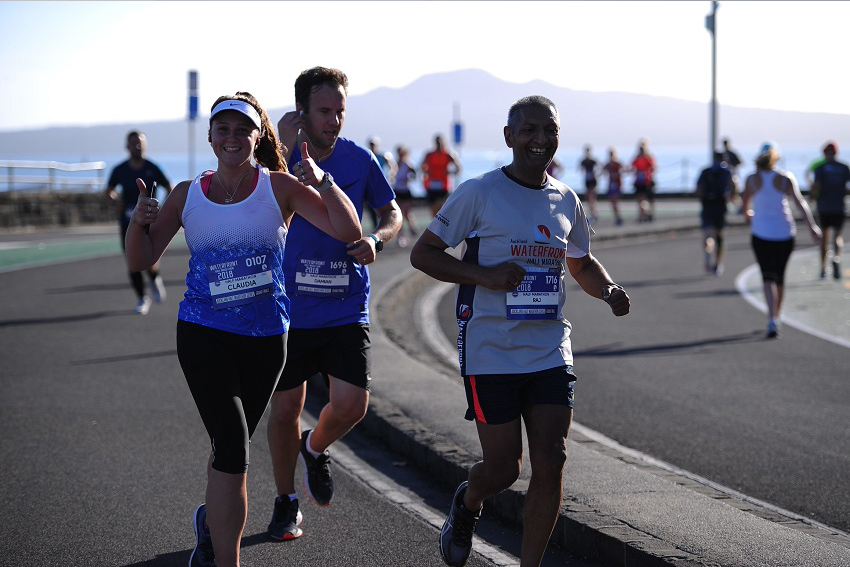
[410,229,525,291]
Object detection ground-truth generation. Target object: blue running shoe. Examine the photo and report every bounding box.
[190,504,216,567]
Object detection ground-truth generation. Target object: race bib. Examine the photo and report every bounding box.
[207,252,274,310]
[293,258,350,297]
[506,266,562,320]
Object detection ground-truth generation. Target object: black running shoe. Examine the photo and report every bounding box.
[268,495,303,540]
[190,504,216,567]
[439,481,480,566]
[299,429,334,506]
[833,259,842,280]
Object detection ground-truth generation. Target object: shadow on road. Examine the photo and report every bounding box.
[613,274,708,290]
[121,532,273,567]
[672,288,742,299]
[0,310,131,328]
[44,278,183,295]
[575,331,764,358]
[71,349,178,366]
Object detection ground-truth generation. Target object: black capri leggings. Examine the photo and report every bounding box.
[751,235,795,285]
[177,320,287,474]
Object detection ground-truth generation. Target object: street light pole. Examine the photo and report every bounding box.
[706,1,718,163]
[188,70,198,180]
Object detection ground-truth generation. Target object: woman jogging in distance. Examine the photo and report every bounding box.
[741,141,821,339]
[124,92,361,567]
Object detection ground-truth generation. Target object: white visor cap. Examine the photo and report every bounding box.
[210,99,263,130]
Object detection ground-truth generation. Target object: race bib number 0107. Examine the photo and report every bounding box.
[206,253,274,310]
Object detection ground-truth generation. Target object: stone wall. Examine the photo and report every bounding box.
[0,191,115,230]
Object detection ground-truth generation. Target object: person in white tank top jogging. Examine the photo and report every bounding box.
[411,96,631,567]
[124,92,360,567]
[741,141,821,338]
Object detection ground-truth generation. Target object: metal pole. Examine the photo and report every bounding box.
[188,70,199,179]
[706,1,718,163]
[188,122,195,179]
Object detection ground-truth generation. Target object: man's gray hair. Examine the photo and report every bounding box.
[507,96,558,131]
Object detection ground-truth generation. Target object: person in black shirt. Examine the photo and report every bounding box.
[696,151,735,275]
[811,141,850,279]
[104,131,172,314]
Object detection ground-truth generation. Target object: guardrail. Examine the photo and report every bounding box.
[0,160,106,191]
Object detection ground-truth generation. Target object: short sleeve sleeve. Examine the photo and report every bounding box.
[425,180,482,249]
[566,194,591,258]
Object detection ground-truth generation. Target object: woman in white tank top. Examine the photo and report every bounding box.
[741,141,821,338]
[123,92,361,567]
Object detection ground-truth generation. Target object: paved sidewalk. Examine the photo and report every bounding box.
[342,203,850,567]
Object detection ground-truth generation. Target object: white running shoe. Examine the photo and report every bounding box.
[134,296,151,315]
[151,276,166,303]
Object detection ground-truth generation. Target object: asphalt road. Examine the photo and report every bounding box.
[0,232,595,567]
[435,224,850,533]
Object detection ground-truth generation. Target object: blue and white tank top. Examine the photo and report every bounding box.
[178,166,290,336]
[751,169,796,241]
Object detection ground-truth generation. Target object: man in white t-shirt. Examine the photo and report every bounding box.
[411,95,630,567]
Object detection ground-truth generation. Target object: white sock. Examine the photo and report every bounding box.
[306,430,323,458]
[276,492,298,502]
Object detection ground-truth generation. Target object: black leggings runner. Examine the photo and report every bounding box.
[751,235,794,284]
[177,320,286,474]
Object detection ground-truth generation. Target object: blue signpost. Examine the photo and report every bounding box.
[188,70,198,178]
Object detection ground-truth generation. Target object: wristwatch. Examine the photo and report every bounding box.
[367,233,383,253]
[602,283,622,303]
[315,171,334,193]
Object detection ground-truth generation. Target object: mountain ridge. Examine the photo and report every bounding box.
[1,68,846,157]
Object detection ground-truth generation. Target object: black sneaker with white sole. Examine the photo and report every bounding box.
[268,495,303,540]
[439,481,480,566]
[299,429,334,506]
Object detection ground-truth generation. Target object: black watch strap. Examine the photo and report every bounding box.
[368,233,383,252]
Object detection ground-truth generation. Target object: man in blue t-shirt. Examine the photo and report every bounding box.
[104,130,172,315]
[812,141,850,279]
[265,67,401,541]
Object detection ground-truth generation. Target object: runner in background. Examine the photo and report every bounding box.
[811,141,850,279]
[721,138,743,212]
[742,141,821,338]
[602,147,624,226]
[104,130,172,315]
[631,138,656,223]
[365,136,397,230]
[421,134,461,217]
[393,144,419,247]
[577,144,599,222]
[696,151,736,275]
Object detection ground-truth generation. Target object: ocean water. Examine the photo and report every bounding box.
[0,143,825,195]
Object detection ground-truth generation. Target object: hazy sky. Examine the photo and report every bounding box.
[0,1,847,132]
